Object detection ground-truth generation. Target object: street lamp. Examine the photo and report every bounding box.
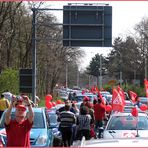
[142,30,148,80]
[77,66,80,87]
[65,63,68,88]
[99,54,102,89]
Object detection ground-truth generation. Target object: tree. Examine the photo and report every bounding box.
[86,53,107,85]
[106,36,141,84]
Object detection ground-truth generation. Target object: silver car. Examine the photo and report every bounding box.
[103,112,148,138]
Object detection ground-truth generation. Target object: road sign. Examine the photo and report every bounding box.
[19,69,32,93]
[63,4,112,47]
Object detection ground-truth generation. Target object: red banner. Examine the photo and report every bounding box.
[112,88,124,112]
[144,79,148,98]
[129,91,137,103]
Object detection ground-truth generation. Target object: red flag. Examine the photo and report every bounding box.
[131,107,138,117]
[95,86,99,93]
[144,79,148,98]
[129,91,137,103]
[117,85,125,106]
[112,88,124,112]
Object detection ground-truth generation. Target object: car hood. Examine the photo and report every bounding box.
[104,130,148,138]
[0,128,48,137]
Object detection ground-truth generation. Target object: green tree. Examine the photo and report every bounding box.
[0,69,19,94]
[86,53,107,85]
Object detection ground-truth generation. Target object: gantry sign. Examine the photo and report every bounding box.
[29,3,112,103]
[63,3,112,47]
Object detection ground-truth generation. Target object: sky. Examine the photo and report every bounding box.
[44,1,148,70]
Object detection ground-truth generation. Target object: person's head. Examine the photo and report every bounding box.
[15,104,27,121]
[80,106,89,115]
[98,99,102,104]
[83,96,90,102]
[65,104,71,111]
[85,102,93,109]
[64,99,70,105]
[93,98,97,105]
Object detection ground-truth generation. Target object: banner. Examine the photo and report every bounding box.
[129,91,137,103]
[112,88,124,112]
[144,79,148,98]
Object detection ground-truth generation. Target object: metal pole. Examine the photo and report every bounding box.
[66,64,68,88]
[32,8,36,104]
[145,53,147,80]
[77,68,79,87]
[100,54,102,89]
[89,75,91,89]
[119,71,122,86]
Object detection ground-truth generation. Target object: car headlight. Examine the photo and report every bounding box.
[36,135,47,145]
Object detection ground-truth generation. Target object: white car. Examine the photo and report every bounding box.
[73,137,148,147]
[103,112,148,139]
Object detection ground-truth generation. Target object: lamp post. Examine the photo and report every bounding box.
[65,63,68,88]
[77,67,79,87]
[99,54,102,89]
[142,30,148,80]
[144,48,147,80]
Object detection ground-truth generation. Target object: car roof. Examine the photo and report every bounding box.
[10,107,44,113]
[74,137,148,147]
[111,112,147,117]
[76,93,97,96]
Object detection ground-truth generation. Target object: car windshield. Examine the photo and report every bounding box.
[107,115,148,130]
[0,112,45,128]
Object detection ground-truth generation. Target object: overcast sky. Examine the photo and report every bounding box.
[44,1,148,70]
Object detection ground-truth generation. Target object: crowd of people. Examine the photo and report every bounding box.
[56,95,107,147]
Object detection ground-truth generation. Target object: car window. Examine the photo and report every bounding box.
[48,114,59,126]
[107,115,148,130]
[0,112,45,128]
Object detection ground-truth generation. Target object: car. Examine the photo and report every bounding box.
[45,108,62,146]
[75,93,97,103]
[0,107,55,147]
[73,137,148,147]
[100,91,111,97]
[103,112,148,139]
[103,94,112,104]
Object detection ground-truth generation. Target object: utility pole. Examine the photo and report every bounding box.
[32,8,37,104]
[77,68,79,87]
[145,48,147,80]
[99,54,102,89]
[65,64,68,88]
[142,31,147,80]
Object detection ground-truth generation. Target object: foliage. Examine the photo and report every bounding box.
[0,69,19,94]
[0,2,84,99]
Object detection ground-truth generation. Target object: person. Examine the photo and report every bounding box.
[58,104,76,147]
[76,106,92,140]
[93,99,106,138]
[134,96,142,108]
[71,102,79,115]
[4,95,34,147]
[0,94,10,118]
